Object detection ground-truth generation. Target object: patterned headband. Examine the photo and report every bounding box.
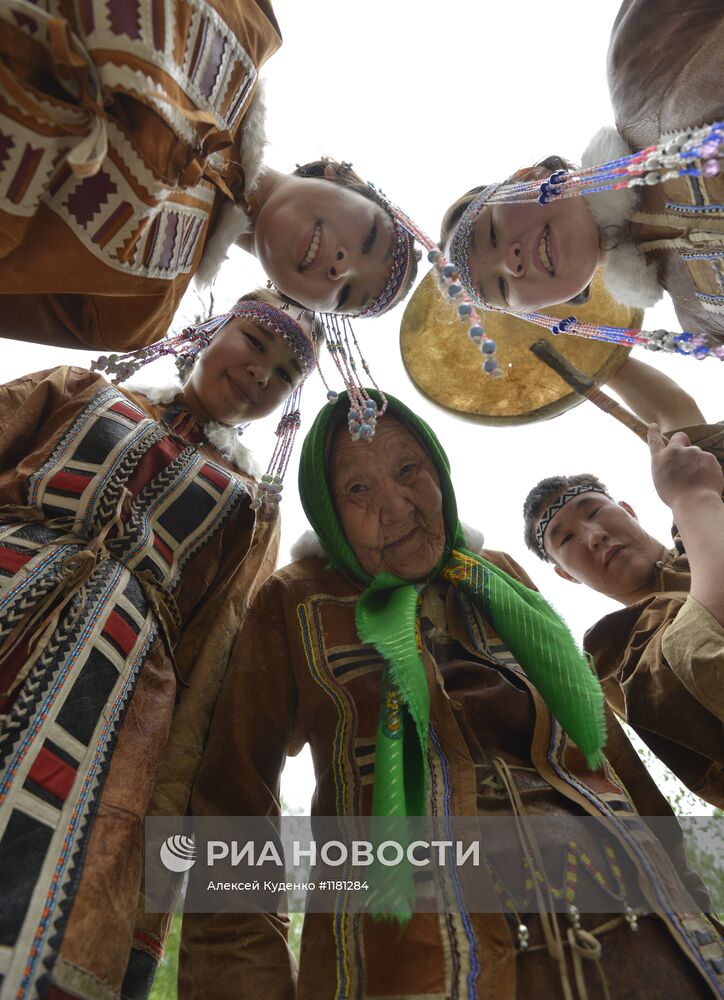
[90,298,320,511]
[447,183,501,298]
[535,484,611,560]
[444,120,724,363]
[357,219,415,319]
[91,299,317,383]
[232,300,318,377]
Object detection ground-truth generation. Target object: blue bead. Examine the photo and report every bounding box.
[482,340,497,354]
[359,423,374,438]
[538,194,550,205]
[427,249,442,263]
[469,325,484,338]
[483,359,498,373]
[448,283,463,297]
[364,398,378,411]
[694,345,710,357]
[458,303,473,316]
[326,390,339,402]
[442,263,457,278]
[551,326,560,335]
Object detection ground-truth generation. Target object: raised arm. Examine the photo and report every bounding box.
[648,424,724,628]
[606,356,705,432]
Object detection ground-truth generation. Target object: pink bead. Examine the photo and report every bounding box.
[700,141,720,158]
[702,159,720,177]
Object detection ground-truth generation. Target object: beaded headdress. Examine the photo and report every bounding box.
[445,121,724,366]
[357,220,415,319]
[90,297,319,510]
[534,484,611,561]
[313,187,496,436]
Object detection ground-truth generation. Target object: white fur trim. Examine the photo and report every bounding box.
[581,127,663,308]
[290,530,325,562]
[461,521,484,554]
[203,423,259,477]
[581,127,639,224]
[601,240,663,308]
[289,522,485,563]
[122,376,259,476]
[123,376,181,405]
[193,82,268,289]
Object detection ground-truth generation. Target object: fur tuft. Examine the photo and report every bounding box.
[582,126,663,308]
[203,423,259,477]
[461,522,484,554]
[290,530,325,562]
[194,83,268,289]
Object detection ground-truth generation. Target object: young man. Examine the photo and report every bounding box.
[523,357,724,808]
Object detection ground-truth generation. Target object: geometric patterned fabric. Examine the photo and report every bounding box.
[0,384,248,999]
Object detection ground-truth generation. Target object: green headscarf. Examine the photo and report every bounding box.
[299,392,606,908]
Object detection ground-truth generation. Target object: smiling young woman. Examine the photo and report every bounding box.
[439,0,724,351]
[0,288,320,1000]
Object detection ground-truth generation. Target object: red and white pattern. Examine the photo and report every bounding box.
[0,384,250,999]
[0,0,258,280]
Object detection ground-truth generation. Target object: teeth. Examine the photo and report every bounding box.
[301,223,321,269]
[539,226,553,272]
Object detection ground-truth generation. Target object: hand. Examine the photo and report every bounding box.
[648,423,724,509]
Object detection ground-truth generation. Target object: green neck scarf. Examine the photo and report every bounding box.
[299,390,606,827]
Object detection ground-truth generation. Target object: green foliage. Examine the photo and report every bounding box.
[149,913,181,1000]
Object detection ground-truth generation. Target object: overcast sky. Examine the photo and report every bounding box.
[4,0,721,812]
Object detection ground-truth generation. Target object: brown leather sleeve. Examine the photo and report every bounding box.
[607,0,724,148]
[587,597,724,808]
[0,366,101,475]
[179,580,297,999]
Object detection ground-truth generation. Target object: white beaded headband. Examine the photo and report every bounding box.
[447,121,724,364]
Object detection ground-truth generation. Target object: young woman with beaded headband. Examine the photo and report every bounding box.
[1,140,419,351]
[0,288,321,999]
[435,0,724,371]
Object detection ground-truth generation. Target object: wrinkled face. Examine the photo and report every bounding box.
[253,176,398,314]
[330,417,447,580]
[462,167,602,311]
[186,314,307,425]
[542,493,665,603]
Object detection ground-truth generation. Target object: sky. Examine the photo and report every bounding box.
[3,0,721,812]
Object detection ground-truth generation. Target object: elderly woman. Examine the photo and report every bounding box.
[181,392,722,999]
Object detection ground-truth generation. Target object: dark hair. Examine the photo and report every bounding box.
[292,158,420,315]
[522,472,609,559]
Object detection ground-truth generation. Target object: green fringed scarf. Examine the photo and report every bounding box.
[299,391,606,914]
